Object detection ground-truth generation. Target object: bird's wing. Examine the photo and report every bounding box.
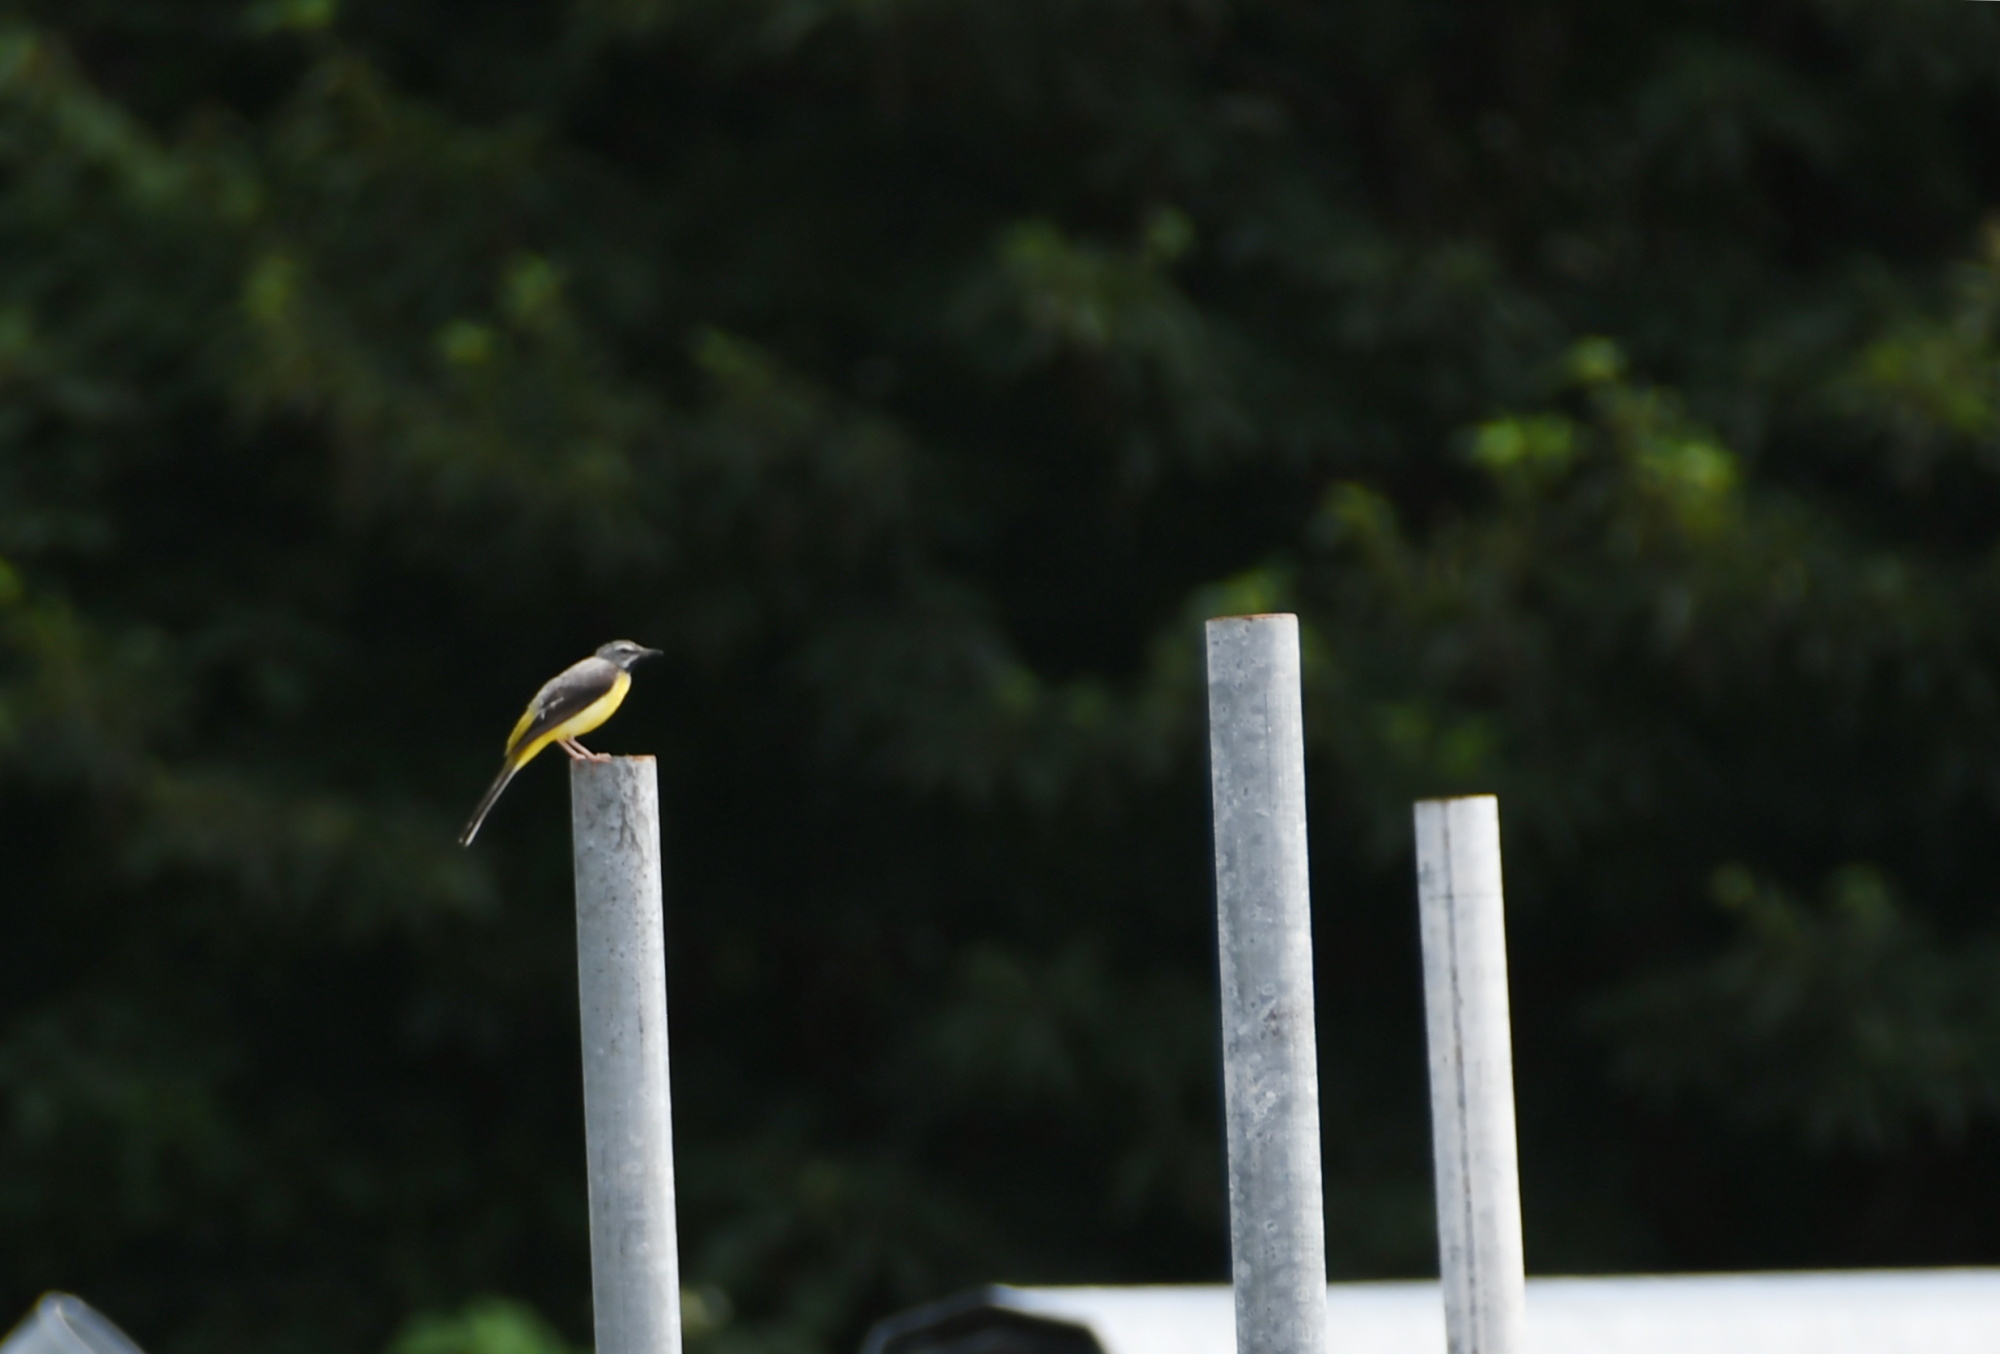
[503,656,622,759]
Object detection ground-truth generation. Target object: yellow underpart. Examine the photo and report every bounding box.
[505,669,631,768]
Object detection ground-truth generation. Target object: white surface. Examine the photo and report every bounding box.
[1004,1271,2000,1354]
[0,1295,146,1354]
[1413,797,1525,1354]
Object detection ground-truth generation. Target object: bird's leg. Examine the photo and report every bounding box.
[557,738,590,761]
[565,736,612,763]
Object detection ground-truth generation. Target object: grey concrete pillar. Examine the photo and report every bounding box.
[572,757,682,1354]
[1205,614,1329,1354]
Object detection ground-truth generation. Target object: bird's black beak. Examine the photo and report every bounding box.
[639,646,663,661]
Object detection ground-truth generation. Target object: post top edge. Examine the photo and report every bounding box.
[1205,612,1297,624]
[568,754,657,766]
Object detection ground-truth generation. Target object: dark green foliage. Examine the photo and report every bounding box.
[4,0,2000,1350]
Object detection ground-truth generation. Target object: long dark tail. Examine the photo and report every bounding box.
[458,760,521,847]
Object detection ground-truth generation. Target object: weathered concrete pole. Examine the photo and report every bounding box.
[1205,614,1329,1354]
[1414,795,1526,1354]
[572,757,682,1354]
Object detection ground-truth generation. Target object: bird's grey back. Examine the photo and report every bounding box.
[533,654,620,716]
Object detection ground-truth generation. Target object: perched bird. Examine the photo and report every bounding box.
[459,639,662,846]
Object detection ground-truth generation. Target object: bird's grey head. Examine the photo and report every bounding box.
[597,639,662,670]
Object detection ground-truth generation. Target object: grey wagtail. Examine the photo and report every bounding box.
[458,639,662,846]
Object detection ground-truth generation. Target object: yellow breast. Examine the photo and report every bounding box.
[511,669,632,768]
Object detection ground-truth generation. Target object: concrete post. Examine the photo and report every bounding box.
[572,757,682,1354]
[1205,614,1329,1354]
[1414,796,1526,1354]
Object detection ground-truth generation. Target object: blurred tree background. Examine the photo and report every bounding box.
[4,0,2000,1350]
